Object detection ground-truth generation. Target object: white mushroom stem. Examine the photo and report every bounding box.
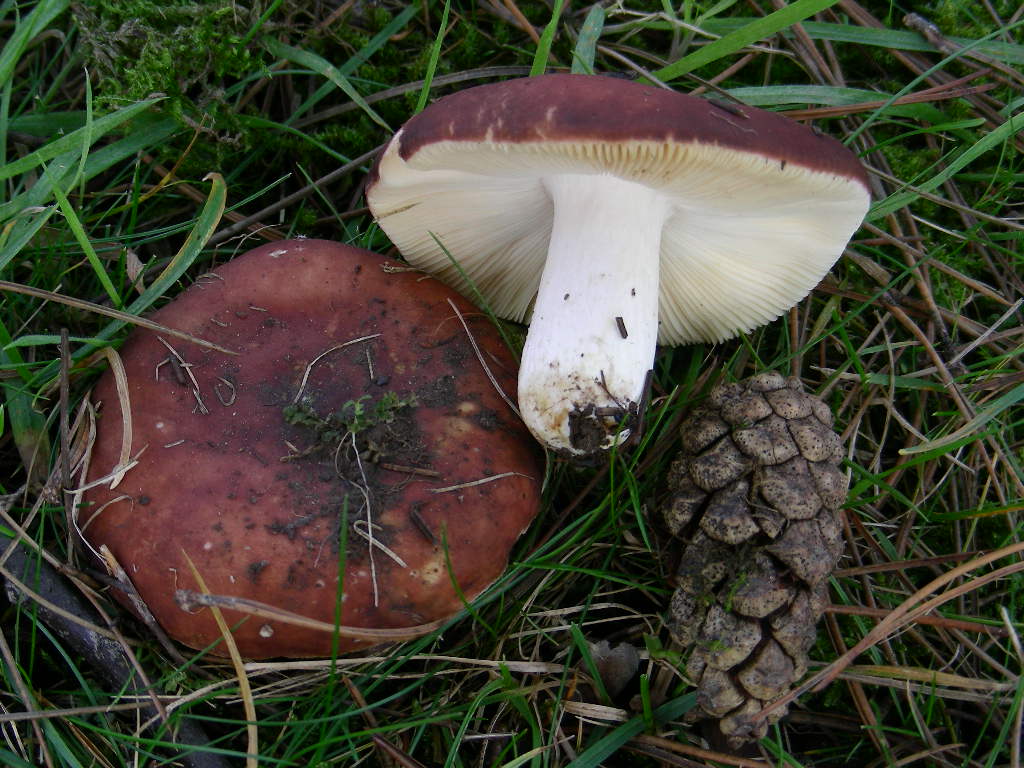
[518,173,671,455]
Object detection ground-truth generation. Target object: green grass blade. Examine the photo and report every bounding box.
[4,334,106,349]
[0,318,51,486]
[0,207,57,273]
[728,83,940,108]
[869,111,1023,219]
[0,0,69,87]
[729,84,982,134]
[20,173,227,392]
[263,37,391,132]
[983,674,1024,768]
[285,3,419,125]
[0,148,75,224]
[240,0,283,46]
[51,185,122,308]
[123,172,227,319]
[415,0,451,114]
[699,18,1024,65]
[0,115,179,237]
[442,678,506,768]
[0,98,161,184]
[0,749,35,768]
[638,673,654,731]
[72,63,95,191]
[900,381,1024,455]
[569,624,611,704]
[566,693,696,767]
[571,4,604,74]
[530,0,565,76]
[8,111,88,135]
[1,60,10,171]
[652,0,841,82]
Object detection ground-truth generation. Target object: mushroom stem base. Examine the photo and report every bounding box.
[518,172,669,456]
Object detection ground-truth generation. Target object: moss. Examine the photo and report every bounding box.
[282,392,419,462]
[74,2,261,118]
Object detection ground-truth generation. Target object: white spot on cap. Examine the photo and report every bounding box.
[259,624,274,638]
[269,249,288,258]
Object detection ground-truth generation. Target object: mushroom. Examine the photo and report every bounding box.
[366,74,870,457]
[81,239,541,659]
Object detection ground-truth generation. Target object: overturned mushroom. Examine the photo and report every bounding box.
[367,74,870,458]
[81,239,541,659]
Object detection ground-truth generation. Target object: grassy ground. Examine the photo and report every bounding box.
[1,0,1023,766]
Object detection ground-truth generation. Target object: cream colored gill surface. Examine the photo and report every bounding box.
[371,136,869,341]
[369,142,551,321]
[656,185,870,345]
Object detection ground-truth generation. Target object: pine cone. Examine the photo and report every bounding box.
[661,372,847,744]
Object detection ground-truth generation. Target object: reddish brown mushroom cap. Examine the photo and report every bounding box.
[81,239,541,659]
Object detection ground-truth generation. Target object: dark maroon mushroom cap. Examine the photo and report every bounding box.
[387,74,868,185]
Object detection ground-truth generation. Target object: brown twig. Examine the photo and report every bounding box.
[826,603,1008,637]
[206,145,383,247]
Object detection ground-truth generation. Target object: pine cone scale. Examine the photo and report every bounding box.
[661,375,847,745]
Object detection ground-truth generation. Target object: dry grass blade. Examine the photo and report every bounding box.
[0,562,120,642]
[499,0,541,44]
[291,335,381,404]
[904,11,1024,86]
[825,603,1009,636]
[782,75,998,119]
[0,626,54,768]
[0,280,238,355]
[59,330,72,512]
[429,471,532,493]
[632,734,768,768]
[764,542,1024,720]
[844,664,1015,692]
[207,145,384,246]
[93,346,133,489]
[371,734,429,768]
[243,655,569,675]
[341,676,429,768]
[0,501,226,767]
[182,553,258,768]
[0,702,155,723]
[174,590,447,641]
[445,298,520,418]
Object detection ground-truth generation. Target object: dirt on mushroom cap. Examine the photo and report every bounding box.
[80,239,542,659]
